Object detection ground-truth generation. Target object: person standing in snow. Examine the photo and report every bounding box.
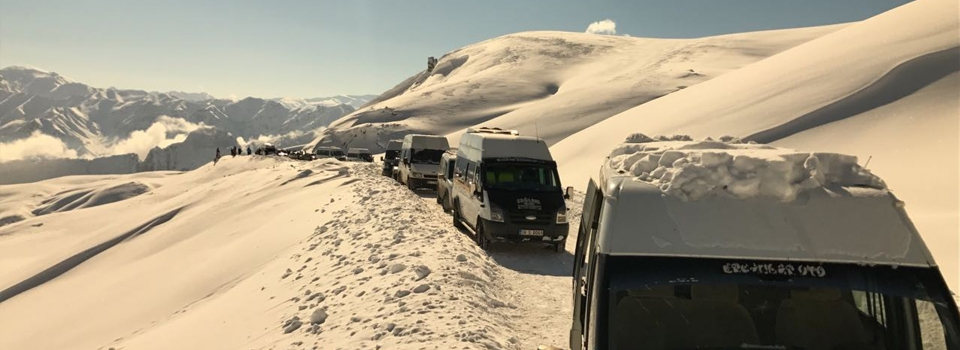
[231,147,236,157]
[247,145,252,155]
[215,147,221,166]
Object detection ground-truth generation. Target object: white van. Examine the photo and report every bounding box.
[398,134,450,190]
[569,136,959,350]
[381,139,402,177]
[345,148,373,162]
[451,127,570,252]
[436,149,457,211]
[315,146,345,160]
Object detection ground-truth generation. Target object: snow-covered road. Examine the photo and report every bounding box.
[408,166,583,350]
[398,166,583,350]
[0,157,580,350]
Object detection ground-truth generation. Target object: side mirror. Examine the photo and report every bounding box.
[564,186,574,200]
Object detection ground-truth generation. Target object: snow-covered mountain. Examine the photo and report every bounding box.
[272,95,378,109]
[0,66,365,159]
[158,90,216,102]
[310,25,842,150]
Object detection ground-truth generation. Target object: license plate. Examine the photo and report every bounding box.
[519,229,544,237]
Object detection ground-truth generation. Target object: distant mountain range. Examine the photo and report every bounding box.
[0,66,374,158]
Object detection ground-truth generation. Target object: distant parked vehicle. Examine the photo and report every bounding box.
[436,149,457,212]
[293,151,316,161]
[346,148,373,162]
[315,146,346,161]
[263,144,278,155]
[381,139,403,177]
[451,127,568,252]
[398,134,450,190]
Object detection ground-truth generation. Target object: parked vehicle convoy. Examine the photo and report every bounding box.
[436,149,457,211]
[398,134,450,190]
[451,127,569,252]
[382,140,403,176]
[568,137,960,350]
[263,144,278,155]
[315,146,346,161]
[346,148,374,162]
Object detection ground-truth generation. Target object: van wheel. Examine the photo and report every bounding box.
[452,202,464,229]
[476,220,490,250]
[553,240,566,253]
[407,180,415,190]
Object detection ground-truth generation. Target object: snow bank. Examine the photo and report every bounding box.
[0,158,520,350]
[608,134,885,201]
[254,164,518,350]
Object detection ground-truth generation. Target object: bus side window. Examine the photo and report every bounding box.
[572,179,603,350]
[455,158,466,178]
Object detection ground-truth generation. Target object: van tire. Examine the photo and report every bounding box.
[476,220,490,250]
[452,201,465,229]
[553,241,565,253]
[407,179,415,190]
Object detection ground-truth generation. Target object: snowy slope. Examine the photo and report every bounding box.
[0,158,535,350]
[313,26,841,151]
[552,0,959,290]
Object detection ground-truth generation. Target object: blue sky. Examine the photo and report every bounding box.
[0,0,911,99]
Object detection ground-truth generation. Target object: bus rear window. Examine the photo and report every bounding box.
[605,257,959,350]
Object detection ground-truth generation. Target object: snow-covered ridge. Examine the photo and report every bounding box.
[315,25,841,152]
[607,134,885,201]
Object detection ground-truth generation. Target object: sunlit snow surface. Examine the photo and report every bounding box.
[607,135,884,201]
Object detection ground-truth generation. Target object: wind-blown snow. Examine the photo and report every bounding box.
[608,135,884,201]
[108,116,207,159]
[0,130,78,161]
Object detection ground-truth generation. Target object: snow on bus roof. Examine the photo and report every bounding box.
[596,134,933,266]
[459,132,552,160]
[604,133,885,202]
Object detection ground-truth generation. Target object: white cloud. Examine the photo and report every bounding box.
[110,116,207,159]
[586,19,617,35]
[0,131,78,162]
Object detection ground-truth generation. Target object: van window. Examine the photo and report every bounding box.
[411,149,444,164]
[385,149,399,160]
[605,257,960,350]
[465,162,475,180]
[483,163,559,190]
[455,158,467,177]
[446,159,456,180]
